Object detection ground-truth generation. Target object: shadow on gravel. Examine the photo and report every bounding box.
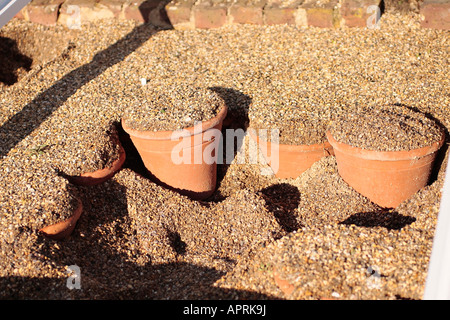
[0,0,172,158]
[260,183,302,234]
[0,36,32,86]
[208,87,252,203]
[0,264,275,300]
[339,209,416,230]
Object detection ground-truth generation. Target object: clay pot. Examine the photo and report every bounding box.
[273,267,295,296]
[39,198,83,240]
[326,131,445,208]
[122,106,227,200]
[249,129,334,179]
[67,143,126,186]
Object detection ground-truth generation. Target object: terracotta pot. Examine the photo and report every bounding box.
[273,267,295,296]
[39,198,83,240]
[122,106,227,200]
[326,131,445,208]
[249,128,334,179]
[67,143,126,186]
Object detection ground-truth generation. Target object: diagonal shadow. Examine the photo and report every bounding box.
[0,1,172,158]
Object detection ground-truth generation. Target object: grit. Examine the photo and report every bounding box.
[248,83,333,145]
[328,103,445,151]
[0,9,449,300]
[122,84,225,131]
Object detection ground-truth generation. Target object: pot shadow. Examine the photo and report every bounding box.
[207,87,252,203]
[392,103,449,186]
[117,120,152,178]
[339,209,416,230]
[259,183,302,234]
[0,36,32,86]
[163,224,188,257]
[0,0,172,159]
[379,0,385,16]
[1,179,278,300]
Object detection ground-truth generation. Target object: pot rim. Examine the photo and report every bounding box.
[39,198,83,240]
[122,105,228,140]
[326,130,445,161]
[67,143,126,185]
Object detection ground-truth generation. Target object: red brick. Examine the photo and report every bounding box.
[264,4,297,25]
[124,0,171,27]
[124,0,156,22]
[229,0,266,25]
[306,8,334,27]
[193,1,230,29]
[165,0,195,28]
[60,0,95,11]
[26,0,64,26]
[58,0,117,26]
[98,0,124,18]
[421,0,450,30]
[340,0,380,28]
[301,1,340,28]
[264,0,308,26]
[58,0,89,27]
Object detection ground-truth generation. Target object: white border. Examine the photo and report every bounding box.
[424,155,450,299]
[0,0,31,29]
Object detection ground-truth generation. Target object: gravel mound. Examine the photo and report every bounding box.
[249,84,332,145]
[329,104,444,151]
[123,85,225,131]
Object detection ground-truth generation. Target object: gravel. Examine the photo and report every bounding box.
[328,104,445,151]
[122,84,225,131]
[248,84,333,145]
[0,10,448,300]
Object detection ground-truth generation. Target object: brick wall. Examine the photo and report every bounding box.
[13,0,450,29]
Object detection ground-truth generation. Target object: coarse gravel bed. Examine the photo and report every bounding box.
[328,103,445,151]
[0,10,449,300]
[122,84,226,131]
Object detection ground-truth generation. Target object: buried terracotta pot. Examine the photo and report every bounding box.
[122,106,228,200]
[39,198,83,240]
[273,267,296,296]
[67,141,126,186]
[326,131,445,208]
[248,129,334,179]
[66,129,126,186]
